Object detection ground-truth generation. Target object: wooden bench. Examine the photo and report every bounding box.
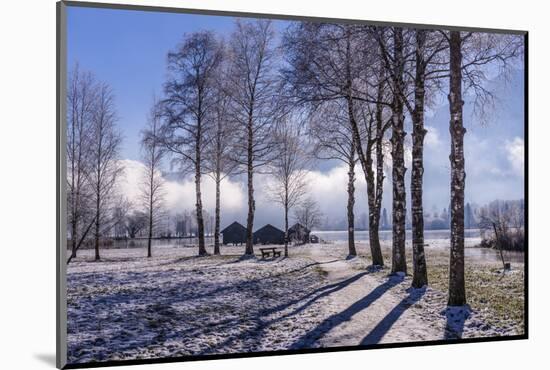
[259,247,282,259]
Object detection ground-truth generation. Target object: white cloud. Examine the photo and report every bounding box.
[306,164,368,216]
[505,137,524,176]
[117,159,144,203]
[115,129,525,229]
[116,159,245,214]
[424,125,442,148]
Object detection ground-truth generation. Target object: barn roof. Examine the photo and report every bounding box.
[254,224,284,235]
[221,221,246,233]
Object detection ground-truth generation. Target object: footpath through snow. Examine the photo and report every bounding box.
[293,246,443,347]
[294,244,509,347]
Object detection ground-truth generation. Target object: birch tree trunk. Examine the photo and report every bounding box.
[94,182,101,261]
[411,29,429,288]
[147,204,153,258]
[214,174,221,255]
[213,124,222,255]
[371,99,386,266]
[142,100,165,259]
[391,28,407,274]
[245,114,255,256]
[74,101,88,259]
[147,150,154,258]
[284,194,289,258]
[94,129,102,262]
[448,30,467,306]
[195,161,206,256]
[368,72,386,267]
[70,115,78,258]
[367,139,388,264]
[195,116,207,256]
[347,140,357,257]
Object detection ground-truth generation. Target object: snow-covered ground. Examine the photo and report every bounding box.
[66,241,524,365]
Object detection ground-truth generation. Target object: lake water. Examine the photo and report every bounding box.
[313,229,524,264]
[312,229,481,243]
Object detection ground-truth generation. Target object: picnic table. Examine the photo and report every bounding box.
[259,247,282,259]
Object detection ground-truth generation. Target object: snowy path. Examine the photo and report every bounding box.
[291,247,446,347]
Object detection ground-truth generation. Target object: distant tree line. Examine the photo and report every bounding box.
[478,199,525,251]
[318,202,487,231]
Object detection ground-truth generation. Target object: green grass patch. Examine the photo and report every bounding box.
[353,244,524,334]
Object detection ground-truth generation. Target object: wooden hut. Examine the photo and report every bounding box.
[288,223,311,245]
[309,234,320,244]
[253,224,285,245]
[221,221,247,245]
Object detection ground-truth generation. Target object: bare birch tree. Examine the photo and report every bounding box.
[124,210,148,238]
[227,20,279,256]
[350,36,391,267]
[282,22,389,266]
[385,27,409,275]
[141,98,166,257]
[294,197,323,232]
[204,70,240,255]
[67,65,96,259]
[446,30,466,305]
[478,199,525,254]
[160,31,223,256]
[88,82,123,261]
[407,30,447,288]
[378,27,520,287]
[268,117,309,257]
[443,30,523,305]
[309,100,361,257]
[380,29,447,286]
[376,28,411,275]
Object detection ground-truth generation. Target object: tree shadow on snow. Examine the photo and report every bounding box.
[289,274,406,349]
[266,271,369,319]
[360,286,426,345]
[444,305,471,339]
[202,270,371,354]
[68,256,367,359]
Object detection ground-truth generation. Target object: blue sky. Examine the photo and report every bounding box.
[67,7,234,160]
[67,6,287,161]
[67,5,525,228]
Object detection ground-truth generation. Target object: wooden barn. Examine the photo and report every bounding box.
[221,221,247,245]
[288,223,310,245]
[253,224,285,245]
